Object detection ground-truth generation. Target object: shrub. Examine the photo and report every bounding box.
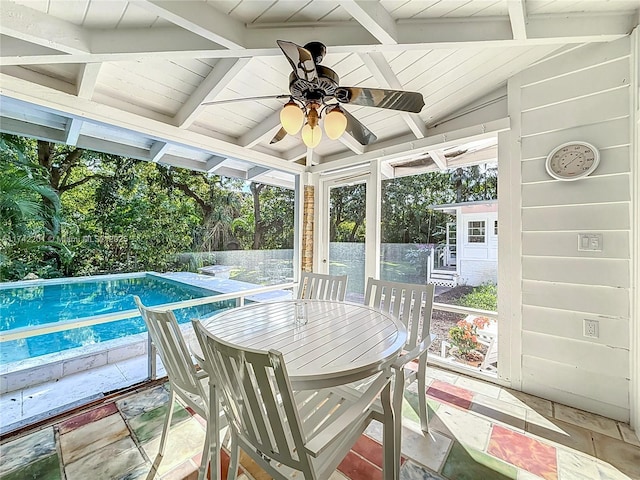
[456,283,497,311]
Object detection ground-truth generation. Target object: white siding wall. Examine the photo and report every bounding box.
[459,212,498,285]
[511,38,633,421]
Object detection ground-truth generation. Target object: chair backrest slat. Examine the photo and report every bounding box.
[298,272,348,301]
[134,296,202,397]
[364,279,435,349]
[193,321,311,471]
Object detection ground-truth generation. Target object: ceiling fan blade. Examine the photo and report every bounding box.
[270,127,287,144]
[335,87,425,113]
[202,94,288,106]
[277,40,318,84]
[342,109,377,145]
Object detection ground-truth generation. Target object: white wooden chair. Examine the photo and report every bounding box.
[192,319,391,480]
[297,272,348,301]
[364,278,436,435]
[134,297,223,480]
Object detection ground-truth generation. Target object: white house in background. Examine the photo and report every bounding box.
[431,200,498,286]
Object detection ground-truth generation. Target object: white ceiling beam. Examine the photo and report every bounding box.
[0,66,76,95]
[360,52,427,138]
[238,112,282,148]
[76,137,151,161]
[508,0,528,40]
[0,2,90,54]
[339,134,366,155]
[175,58,250,128]
[157,154,207,172]
[283,144,308,162]
[0,73,303,172]
[136,0,246,49]
[427,150,448,170]
[247,166,270,179]
[76,63,101,99]
[65,118,83,146]
[2,14,633,66]
[0,117,66,143]
[150,141,170,162]
[311,117,510,173]
[339,0,398,44]
[206,155,226,172]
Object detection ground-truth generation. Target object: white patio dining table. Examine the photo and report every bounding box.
[190,299,408,480]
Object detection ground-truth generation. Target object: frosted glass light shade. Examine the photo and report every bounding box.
[324,108,347,140]
[280,102,304,134]
[301,123,322,148]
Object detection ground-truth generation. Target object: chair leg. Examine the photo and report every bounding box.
[418,359,429,434]
[159,389,176,455]
[197,429,210,480]
[382,376,401,480]
[227,435,240,480]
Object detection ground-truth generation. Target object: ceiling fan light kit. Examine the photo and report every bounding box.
[280,100,305,135]
[205,40,425,149]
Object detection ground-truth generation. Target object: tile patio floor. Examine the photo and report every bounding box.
[1,365,639,480]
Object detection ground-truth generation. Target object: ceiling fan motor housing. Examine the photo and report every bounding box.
[288,65,340,104]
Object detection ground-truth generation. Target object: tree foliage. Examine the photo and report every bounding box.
[1,133,496,282]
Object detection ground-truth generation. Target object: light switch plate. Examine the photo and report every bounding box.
[578,233,603,252]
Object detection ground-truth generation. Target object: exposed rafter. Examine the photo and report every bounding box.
[360,52,427,138]
[238,111,282,148]
[508,0,528,40]
[65,118,83,146]
[175,58,250,128]
[149,141,170,163]
[338,0,398,45]
[427,150,448,170]
[76,63,101,99]
[136,0,246,49]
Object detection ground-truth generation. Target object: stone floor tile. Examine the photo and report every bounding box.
[525,415,595,456]
[158,459,198,480]
[488,424,557,480]
[0,453,61,480]
[337,449,381,480]
[128,401,191,444]
[596,460,635,480]
[429,404,493,451]
[141,418,206,476]
[59,413,129,464]
[617,423,640,447]
[64,436,148,480]
[518,470,546,479]
[556,448,600,480]
[442,441,517,480]
[592,432,640,479]
[427,380,473,410]
[553,404,621,440]
[116,384,169,419]
[21,364,127,420]
[397,424,452,473]
[399,461,446,480]
[0,427,55,475]
[113,357,150,383]
[470,393,527,431]
[455,375,503,399]
[57,402,118,435]
[499,389,553,418]
[426,367,459,385]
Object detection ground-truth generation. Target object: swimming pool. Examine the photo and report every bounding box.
[0,273,233,364]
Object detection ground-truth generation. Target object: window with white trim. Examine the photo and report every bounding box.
[468,220,486,243]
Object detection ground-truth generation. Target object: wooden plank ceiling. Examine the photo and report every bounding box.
[0,0,638,188]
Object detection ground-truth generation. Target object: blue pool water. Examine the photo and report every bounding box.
[0,274,233,364]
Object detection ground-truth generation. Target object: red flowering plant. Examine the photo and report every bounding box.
[448,316,490,361]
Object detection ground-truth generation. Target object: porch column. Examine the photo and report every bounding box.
[302,185,314,272]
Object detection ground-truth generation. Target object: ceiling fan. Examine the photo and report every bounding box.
[202,40,425,148]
